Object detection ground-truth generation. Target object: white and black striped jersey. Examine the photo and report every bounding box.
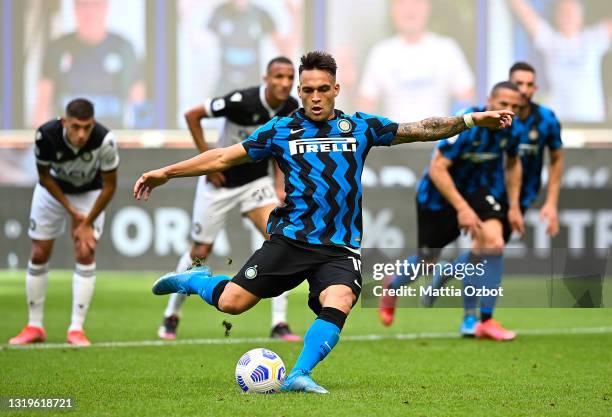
[34,118,120,194]
[203,85,298,187]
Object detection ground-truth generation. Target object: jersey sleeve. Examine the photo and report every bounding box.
[258,7,276,34]
[585,23,611,56]
[546,112,563,151]
[34,130,53,166]
[117,37,140,91]
[445,40,475,96]
[358,113,398,147]
[99,132,120,171]
[436,133,469,161]
[241,117,277,161]
[505,126,521,158]
[40,40,60,81]
[207,5,222,34]
[533,19,556,51]
[203,90,244,119]
[358,45,385,101]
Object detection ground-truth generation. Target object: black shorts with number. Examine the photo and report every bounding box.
[232,235,362,315]
[417,188,512,259]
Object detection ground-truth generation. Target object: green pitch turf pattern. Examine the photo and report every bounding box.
[1,271,611,417]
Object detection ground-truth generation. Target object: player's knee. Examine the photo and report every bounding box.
[30,246,51,264]
[320,285,356,314]
[217,297,246,315]
[481,235,505,255]
[217,292,248,315]
[191,243,212,262]
[75,249,95,265]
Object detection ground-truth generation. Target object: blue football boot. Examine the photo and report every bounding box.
[280,370,329,394]
[152,265,212,296]
[460,314,478,337]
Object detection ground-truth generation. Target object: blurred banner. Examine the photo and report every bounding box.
[2,0,611,129]
[1,147,611,271]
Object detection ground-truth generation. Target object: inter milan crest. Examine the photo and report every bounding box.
[529,128,539,141]
[245,265,258,279]
[337,119,352,133]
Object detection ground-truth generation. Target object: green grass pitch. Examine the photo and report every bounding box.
[1,270,611,417]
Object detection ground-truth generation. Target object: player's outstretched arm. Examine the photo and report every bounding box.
[508,0,542,38]
[391,110,514,145]
[134,143,251,201]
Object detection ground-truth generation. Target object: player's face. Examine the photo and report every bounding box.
[556,0,583,36]
[392,0,431,36]
[62,117,95,149]
[487,88,522,115]
[75,0,108,38]
[298,69,339,122]
[265,63,295,102]
[510,70,537,103]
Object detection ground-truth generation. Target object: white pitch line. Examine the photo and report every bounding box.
[4,326,612,351]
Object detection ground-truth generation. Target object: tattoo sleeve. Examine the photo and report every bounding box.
[391,116,468,145]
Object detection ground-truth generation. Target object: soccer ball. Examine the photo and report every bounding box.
[235,348,286,394]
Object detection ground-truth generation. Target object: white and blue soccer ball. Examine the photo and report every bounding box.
[235,348,286,394]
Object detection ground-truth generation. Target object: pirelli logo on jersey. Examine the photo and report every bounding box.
[288,137,357,155]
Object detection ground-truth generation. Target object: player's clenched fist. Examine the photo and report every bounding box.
[134,168,169,201]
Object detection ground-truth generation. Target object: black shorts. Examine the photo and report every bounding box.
[232,235,362,315]
[417,188,512,259]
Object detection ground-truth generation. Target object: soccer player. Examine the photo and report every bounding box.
[9,98,119,347]
[157,57,301,342]
[509,62,563,229]
[379,82,524,341]
[509,0,612,122]
[34,0,144,128]
[134,51,513,393]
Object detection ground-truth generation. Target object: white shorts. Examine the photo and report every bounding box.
[191,175,278,244]
[28,183,105,241]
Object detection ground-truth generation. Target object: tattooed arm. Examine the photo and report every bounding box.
[391,110,514,145]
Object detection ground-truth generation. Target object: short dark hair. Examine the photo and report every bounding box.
[299,51,337,77]
[490,81,520,97]
[509,62,536,77]
[66,98,94,120]
[267,56,293,72]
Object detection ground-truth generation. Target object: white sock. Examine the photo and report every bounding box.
[271,291,289,327]
[69,263,96,332]
[163,252,192,317]
[26,261,49,328]
[164,293,187,318]
[176,251,193,273]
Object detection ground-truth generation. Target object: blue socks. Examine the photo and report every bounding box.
[390,254,420,289]
[459,252,478,313]
[187,274,232,306]
[457,251,503,320]
[290,307,346,375]
[480,254,503,321]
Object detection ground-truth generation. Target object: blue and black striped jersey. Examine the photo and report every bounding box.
[417,106,521,211]
[514,102,562,209]
[242,108,398,248]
